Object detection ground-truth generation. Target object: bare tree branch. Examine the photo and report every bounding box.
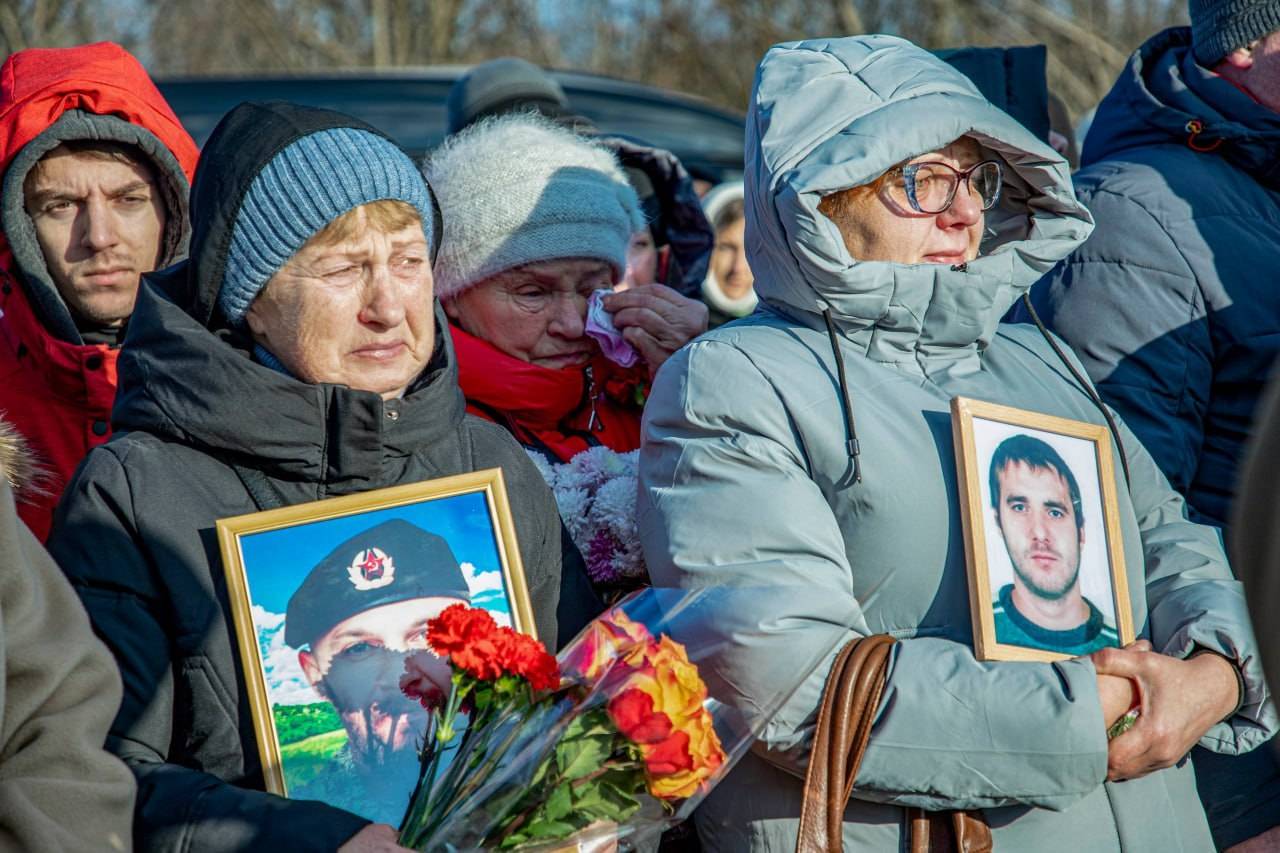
[833,0,864,35]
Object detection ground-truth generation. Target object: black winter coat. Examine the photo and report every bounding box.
[47,102,601,853]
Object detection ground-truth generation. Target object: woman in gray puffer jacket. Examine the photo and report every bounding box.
[638,35,1274,852]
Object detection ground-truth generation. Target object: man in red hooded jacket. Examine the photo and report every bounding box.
[0,42,198,541]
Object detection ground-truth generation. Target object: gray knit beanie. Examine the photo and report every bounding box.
[426,114,644,299]
[1191,0,1280,66]
[218,127,435,327]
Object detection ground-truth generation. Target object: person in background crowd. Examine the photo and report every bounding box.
[638,35,1271,851]
[428,113,707,465]
[622,226,659,290]
[0,42,198,541]
[608,135,715,299]
[1235,374,1280,700]
[48,101,599,853]
[1027,1,1280,845]
[445,56,572,135]
[698,181,756,327]
[0,419,136,853]
[444,58,715,303]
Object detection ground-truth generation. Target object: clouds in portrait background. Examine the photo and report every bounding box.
[237,491,514,707]
[974,418,1117,628]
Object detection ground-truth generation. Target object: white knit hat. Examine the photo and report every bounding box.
[426,113,644,298]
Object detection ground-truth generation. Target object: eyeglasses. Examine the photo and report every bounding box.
[886,159,1003,215]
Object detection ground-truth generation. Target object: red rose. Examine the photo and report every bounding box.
[643,730,694,776]
[607,688,673,745]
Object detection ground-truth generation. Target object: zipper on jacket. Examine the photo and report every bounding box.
[585,365,601,432]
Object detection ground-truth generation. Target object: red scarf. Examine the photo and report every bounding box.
[450,325,646,462]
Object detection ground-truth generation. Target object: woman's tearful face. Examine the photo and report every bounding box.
[246,211,435,399]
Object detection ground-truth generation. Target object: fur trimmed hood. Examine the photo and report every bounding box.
[0,420,47,499]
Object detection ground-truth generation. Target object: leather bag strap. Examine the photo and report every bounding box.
[796,634,895,852]
[794,635,993,853]
[951,810,993,853]
[907,809,994,853]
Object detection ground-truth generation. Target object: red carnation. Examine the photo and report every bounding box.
[452,634,504,681]
[487,627,560,691]
[607,688,674,745]
[430,605,505,681]
[428,604,497,658]
[643,730,694,776]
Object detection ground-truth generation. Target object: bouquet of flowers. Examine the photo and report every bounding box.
[395,588,779,851]
[527,447,646,596]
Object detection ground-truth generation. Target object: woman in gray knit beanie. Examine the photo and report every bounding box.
[427,113,708,463]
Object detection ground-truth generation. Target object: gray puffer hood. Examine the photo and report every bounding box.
[745,36,1092,367]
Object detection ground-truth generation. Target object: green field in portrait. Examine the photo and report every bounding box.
[275,703,348,791]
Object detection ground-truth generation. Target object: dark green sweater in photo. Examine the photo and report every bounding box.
[992,584,1119,656]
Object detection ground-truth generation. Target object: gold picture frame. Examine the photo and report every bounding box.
[215,468,535,822]
[951,397,1135,662]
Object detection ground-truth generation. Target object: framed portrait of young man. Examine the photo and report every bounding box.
[951,397,1135,662]
[215,468,536,826]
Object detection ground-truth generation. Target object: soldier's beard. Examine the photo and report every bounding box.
[318,647,428,774]
[344,712,423,789]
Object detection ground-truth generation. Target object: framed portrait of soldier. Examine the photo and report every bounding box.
[215,468,535,825]
[951,397,1135,662]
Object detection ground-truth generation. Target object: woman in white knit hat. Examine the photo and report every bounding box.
[428,113,708,464]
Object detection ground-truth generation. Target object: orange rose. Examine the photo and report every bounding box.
[607,688,674,745]
[646,708,725,800]
[643,730,693,776]
[605,633,727,800]
[642,637,707,720]
[614,637,704,728]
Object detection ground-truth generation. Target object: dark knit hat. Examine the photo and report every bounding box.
[1191,0,1280,65]
[284,518,472,649]
[447,57,570,135]
[217,126,435,327]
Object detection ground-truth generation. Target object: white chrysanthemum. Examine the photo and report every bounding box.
[525,449,559,488]
[524,446,648,586]
[594,475,638,537]
[555,487,591,537]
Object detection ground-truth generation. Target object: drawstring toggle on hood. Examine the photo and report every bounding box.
[822,308,863,484]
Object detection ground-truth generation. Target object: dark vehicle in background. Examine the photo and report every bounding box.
[157,67,747,184]
[158,49,1055,189]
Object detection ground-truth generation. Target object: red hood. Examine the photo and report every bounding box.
[0,41,199,267]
